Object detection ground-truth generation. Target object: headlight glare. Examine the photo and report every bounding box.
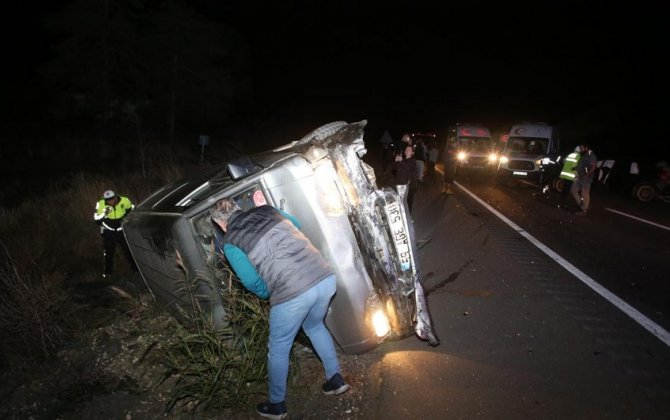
[371,309,391,337]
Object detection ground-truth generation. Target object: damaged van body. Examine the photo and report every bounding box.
[123,121,438,354]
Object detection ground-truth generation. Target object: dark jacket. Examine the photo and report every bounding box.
[394,157,418,188]
[223,205,333,306]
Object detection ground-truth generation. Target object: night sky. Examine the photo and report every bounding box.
[2,1,667,162]
[208,1,665,156]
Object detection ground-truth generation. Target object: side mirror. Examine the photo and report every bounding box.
[227,156,257,180]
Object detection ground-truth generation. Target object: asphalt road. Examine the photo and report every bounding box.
[360,171,670,419]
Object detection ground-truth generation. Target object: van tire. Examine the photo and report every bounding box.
[632,182,657,202]
[296,121,348,145]
[553,178,566,193]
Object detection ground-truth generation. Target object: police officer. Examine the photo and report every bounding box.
[93,190,137,277]
[558,146,583,195]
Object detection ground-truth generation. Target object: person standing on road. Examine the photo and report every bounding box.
[571,144,597,216]
[210,198,350,419]
[414,138,426,183]
[558,145,583,196]
[442,140,457,194]
[427,141,439,183]
[393,144,418,211]
[93,189,138,277]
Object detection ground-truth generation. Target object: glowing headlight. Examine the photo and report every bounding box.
[488,153,498,162]
[371,309,391,337]
[499,156,509,164]
[457,151,467,161]
[366,294,392,339]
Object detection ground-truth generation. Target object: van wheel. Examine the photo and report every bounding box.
[632,182,657,202]
[296,121,348,145]
[552,178,566,192]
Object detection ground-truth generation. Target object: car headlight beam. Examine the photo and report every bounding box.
[371,309,391,338]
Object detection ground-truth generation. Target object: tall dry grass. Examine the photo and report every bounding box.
[0,243,78,363]
[0,156,189,362]
[0,142,276,414]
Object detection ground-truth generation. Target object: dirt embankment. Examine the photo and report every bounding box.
[0,274,379,419]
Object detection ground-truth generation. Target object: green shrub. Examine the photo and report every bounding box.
[158,261,271,413]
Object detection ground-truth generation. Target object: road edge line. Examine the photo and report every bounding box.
[453,180,670,348]
[605,207,670,232]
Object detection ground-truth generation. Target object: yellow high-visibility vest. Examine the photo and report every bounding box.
[559,152,581,181]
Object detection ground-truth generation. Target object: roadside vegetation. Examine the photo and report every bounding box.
[0,146,288,417]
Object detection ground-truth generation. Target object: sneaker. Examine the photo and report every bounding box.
[256,401,287,419]
[322,373,351,395]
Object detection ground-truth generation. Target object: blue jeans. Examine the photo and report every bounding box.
[571,177,593,212]
[268,274,340,403]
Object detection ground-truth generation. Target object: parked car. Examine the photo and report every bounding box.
[123,121,438,354]
[597,157,670,202]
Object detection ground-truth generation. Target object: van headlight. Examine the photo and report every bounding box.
[499,156,509,164]
[457,151,467,161]
[366,294,391,338]
[371,309,391,337]
[488,153,498,162]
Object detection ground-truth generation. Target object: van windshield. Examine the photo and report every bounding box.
[506,137,548,155]
[459,137,492,152]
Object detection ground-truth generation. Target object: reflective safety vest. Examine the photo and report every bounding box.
[94,196,134,231]
[559,152,582,181]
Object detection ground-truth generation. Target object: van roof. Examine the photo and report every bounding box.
[457,125,491,138]
[509,123,553,139]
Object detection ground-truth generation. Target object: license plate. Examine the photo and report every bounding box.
[385,201,412,271]
[513,171,528,176]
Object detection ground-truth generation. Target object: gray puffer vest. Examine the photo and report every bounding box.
[224,206,333,306]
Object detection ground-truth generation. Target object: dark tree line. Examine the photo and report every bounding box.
[39,0,251,149]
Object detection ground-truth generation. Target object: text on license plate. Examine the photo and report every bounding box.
[385,201,411,271]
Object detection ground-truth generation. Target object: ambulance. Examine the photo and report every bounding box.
[448,123,497,172]
[496,122,560,186]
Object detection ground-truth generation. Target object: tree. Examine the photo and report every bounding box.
[41,0,244,150]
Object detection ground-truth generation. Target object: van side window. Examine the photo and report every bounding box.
[191,184,270,265]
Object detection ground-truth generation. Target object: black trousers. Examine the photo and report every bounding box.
[102,229,137,275]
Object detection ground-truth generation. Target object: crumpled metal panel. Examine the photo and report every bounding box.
[290,120,438,346]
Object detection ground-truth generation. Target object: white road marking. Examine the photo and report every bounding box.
[605,207,670,232]
[453,180,670,348]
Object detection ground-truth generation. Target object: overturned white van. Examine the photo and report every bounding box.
[123,121,438,354]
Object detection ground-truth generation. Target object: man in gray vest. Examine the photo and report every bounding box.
[210,198,350,419]
[571,144,598,216]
